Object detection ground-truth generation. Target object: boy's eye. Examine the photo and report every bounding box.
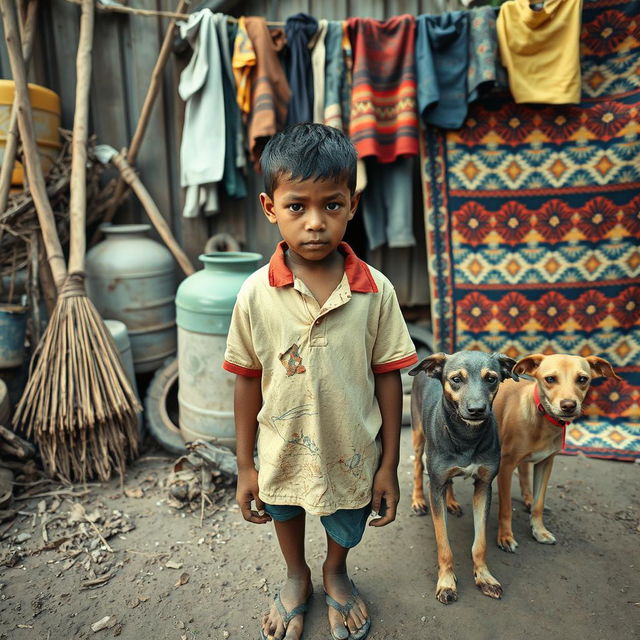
[288,203,304,213]
[326,202,342,211]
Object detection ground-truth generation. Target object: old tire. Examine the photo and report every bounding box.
[144,357,186,455]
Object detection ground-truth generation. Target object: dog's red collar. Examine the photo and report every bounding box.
[533,385,567,449]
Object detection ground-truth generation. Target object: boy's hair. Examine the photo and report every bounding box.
[260,123,357,198]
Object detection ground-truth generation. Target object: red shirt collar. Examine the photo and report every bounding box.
[268,241,378,293]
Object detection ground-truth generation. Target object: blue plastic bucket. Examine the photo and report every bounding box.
[0,304,27,368]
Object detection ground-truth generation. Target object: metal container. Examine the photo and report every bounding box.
[0,303,28,368]
[175,252,262,449]
[86,224,177,373]
[104,319,143,438]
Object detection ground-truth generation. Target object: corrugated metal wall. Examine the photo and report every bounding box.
[0,0,464,306]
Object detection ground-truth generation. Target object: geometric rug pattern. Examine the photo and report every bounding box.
[420,0,640,460]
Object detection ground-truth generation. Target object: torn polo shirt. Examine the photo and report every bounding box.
[224,241,417,515]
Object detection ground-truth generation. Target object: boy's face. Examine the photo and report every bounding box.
[260,175,360,264]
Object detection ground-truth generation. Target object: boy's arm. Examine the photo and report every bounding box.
[234,375,271,524]
[369,369,403,527]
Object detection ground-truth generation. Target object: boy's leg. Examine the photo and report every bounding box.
[262,510,312,640]
[323,535,369,639]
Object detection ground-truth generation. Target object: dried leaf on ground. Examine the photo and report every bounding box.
[174,572,190,587]
[91,615,117,632]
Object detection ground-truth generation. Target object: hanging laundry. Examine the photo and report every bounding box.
[285,13,318,124]
[241,17,290,167]
[232,17,254,116]
[467,6,502,103]
[178,10,225,218]
[215,16,247,200]
[496,0,582,104]
[323,21,347,131]
[347,15,419,163]
[416,12,470,129]
[362,157,416,250]
[310,19,328,123]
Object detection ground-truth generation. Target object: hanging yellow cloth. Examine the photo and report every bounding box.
[497,0,582,104]
[232,16,255,115]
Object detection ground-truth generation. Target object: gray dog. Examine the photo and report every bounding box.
[409,350,517,604]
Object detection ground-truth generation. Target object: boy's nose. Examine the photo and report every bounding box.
[306,210,326,230]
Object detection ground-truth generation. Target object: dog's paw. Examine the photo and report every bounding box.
[497,533,518,553]
[435,587,458,605]
[532,527,557,545]
[411,501,429,515]
[446,500,463,517]
[477,581,503,599]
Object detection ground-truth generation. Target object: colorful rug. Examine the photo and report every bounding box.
[420,0,640,460]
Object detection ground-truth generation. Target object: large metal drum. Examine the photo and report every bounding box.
[86,224,177,373]
[175,252,262,449]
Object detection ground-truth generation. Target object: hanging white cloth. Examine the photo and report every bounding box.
[178,10,225,218]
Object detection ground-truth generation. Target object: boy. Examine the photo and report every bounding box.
[223,123,417,640]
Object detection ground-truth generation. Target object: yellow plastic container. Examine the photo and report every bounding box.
[0,80,62,186]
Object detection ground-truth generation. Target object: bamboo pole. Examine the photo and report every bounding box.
[109,149,195,276]
[1,0,67,291]
[0,0,39,214]
[90,0,189,245]
[67,0,93,275]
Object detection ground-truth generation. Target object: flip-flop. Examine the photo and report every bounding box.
[259,590,312,640]
[324,580,371,640]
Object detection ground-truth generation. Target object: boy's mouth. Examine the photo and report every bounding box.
[302,240,328,247]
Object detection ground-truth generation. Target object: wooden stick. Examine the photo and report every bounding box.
[1,1,67,290]
[0,0,39,214]
[110,151,195,276]
[91,0,189,244]
[67,0,94,275]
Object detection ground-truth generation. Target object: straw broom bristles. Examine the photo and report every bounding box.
[6,0,140,482]
[15,274,140,481]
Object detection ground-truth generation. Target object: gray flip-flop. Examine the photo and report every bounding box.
[324,580,371,640]
[259,591,311,640]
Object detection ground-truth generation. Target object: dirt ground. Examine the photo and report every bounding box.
[1,426,639,640]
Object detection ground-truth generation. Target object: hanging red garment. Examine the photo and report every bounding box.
[347,15,419,163]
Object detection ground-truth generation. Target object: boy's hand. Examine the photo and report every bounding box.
[236,467,272,524]
[369,466,400,527]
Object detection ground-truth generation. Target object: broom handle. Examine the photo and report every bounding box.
[111,151,195,276]
[91,0,189,243]
[1,0,67,290]
[67,0,94,275]
[0,0,39,214]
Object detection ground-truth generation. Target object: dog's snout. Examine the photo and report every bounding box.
[560,399,577,413]
[467,404,487,417]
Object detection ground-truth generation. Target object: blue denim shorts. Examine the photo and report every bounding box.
[264,503,371,549]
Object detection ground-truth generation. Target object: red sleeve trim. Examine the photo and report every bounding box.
[372,353,419,374]
[223,360,262,377]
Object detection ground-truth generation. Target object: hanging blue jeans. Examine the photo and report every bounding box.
[361,156,416,250]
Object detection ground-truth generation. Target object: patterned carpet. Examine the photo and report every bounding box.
[420,0,640,460]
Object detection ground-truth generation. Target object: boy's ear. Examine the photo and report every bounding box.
[260,192,277,224]
[348,190,361,220]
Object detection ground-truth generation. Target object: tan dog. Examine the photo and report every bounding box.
[493,353,620,552]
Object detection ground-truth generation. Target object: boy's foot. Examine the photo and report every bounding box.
[323,572,371,640]
[260,574,313,640]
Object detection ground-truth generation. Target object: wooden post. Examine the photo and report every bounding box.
[1,0,66,290]
[0,0,39,214]
[67,0,94,276]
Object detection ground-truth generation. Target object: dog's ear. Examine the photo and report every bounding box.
[585,356,622,381]
[494,354,519,381]
[408,353,447,379]
[513,354,545,377]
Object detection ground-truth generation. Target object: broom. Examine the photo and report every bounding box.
[7,0,140,483]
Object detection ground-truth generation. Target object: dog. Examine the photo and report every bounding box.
[409,351,517,604]
[493,353,621,553]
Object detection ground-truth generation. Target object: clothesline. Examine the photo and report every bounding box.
[65,0,286,26]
